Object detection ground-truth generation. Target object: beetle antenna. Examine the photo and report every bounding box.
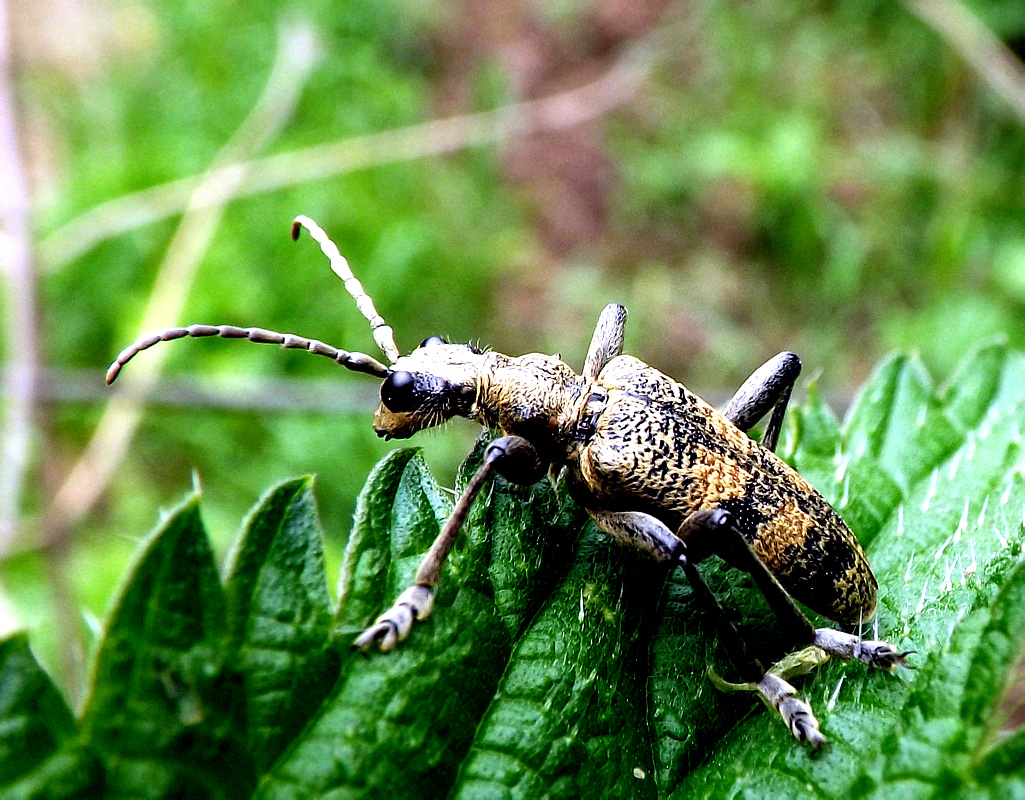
[291,215,400,364]
[106,324,390,385]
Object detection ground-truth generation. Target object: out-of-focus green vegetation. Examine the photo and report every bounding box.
[3,0,1025,702]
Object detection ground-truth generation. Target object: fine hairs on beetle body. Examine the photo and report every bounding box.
[107,216,913,748]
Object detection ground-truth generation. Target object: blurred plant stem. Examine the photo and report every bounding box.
[34,19,320,701]
[0,0,79,702]
[0,0,38,553]
[38,42,652,272]
[906,0,1025,123]
[43,19,320,541]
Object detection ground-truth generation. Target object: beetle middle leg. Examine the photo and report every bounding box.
[354,435,546,651]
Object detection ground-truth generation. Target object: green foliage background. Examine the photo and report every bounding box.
[4,0,1025,775]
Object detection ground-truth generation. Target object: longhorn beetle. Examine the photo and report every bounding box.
[107,216,911,747]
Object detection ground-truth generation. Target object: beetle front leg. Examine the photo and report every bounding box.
[354,436,547,652]
[722,351,801,452]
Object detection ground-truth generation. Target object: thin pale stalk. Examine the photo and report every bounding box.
[41,21,321,543]
[906,0,1025,123]
[39,44,653,271]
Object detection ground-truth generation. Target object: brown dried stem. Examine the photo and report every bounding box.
[0,0,38,554]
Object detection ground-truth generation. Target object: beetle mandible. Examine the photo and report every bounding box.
[107,216,912,747]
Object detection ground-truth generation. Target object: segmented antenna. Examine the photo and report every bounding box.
[105,218,402,385]
[291,215,400,364]
[106,325,390,384]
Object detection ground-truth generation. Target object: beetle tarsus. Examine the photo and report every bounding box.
[757,672,826,748]
[853,640,915,670]
[354,584,435,652]
[812,628,914,670]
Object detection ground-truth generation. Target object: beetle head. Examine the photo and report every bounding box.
[373,338,485,439]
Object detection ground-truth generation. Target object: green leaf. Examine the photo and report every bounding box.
[0,634,76,783]
[256,443,584,798]
[672,346,1025,798]
[0,634,103,797]
[18,346,1025,798]
[80,495,253,798]
[849,557,1025,798]
[223,477,339,774]
[451,526,661,799]
[785,379,841,462]
[844,353,961,496]
[257,449,462,797]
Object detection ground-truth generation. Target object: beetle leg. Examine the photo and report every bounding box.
[680,509,913,670]
[811,627,914,670]
[354,436,546,652]
[587,507,686,563]
[752,669,827,747]
[674,508,832,744]
[593,506,830,744]
[679,533,827,747]
[678,508,818,648]
[721,351,801,452]
[588,507,761,675]
[678,508,911,745]
[588,506,830,745]
[582,304,627,380]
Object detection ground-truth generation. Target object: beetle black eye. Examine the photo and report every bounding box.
[381,370,419,412]
[419,336,447,348]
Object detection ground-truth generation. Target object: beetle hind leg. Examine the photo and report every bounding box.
[708,644,830,747]
[722,351,801,452]
[812,628,915,670]
[679,507,912,668]
[673,510,831,746]
[587,506,831,745]
[756,669,827,747]
[735,632,910,745]
[675,507,912,745]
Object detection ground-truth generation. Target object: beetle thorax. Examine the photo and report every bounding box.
[473,352,586,462]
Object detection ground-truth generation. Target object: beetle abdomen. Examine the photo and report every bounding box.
[576,356,877,626]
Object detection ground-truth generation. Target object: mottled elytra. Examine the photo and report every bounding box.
[108,216,911,748]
